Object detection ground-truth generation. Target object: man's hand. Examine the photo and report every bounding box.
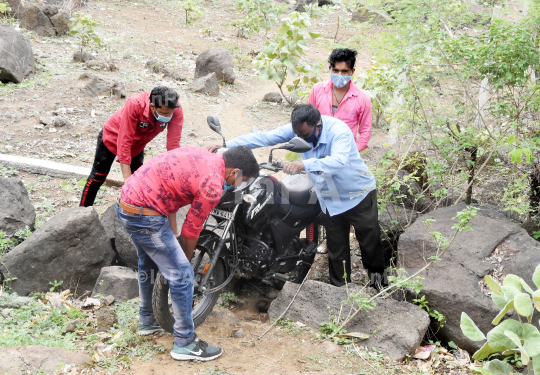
[207,144,223,153]
[283,161,305,175]
[178,235,198,261]
[120,163,132,182]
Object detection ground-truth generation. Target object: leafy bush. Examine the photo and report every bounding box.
[230,0,286,38]
[178,0,204,25]
[69,12,102,53]
[460,265,540,374]
[252,11,323,106]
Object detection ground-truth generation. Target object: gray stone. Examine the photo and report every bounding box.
[100,204,138,269]
[50,115,72,128]
[206,306,240,327]
[103,294,115,306]
[397,204,540,354]
[263,92,283,103]
[0,177,35,236]
[0,25,35,83]
[352,7,390,23]
[64,318,81,333]
[145,59,186,81]
[189,72,219,96]
[96,307,117,332]
[394,169,433,212]
[49,11,70,35]
[41,4,58,17]
[0,207,115,296]
[194,48,235,84]
[268,280,430,360]
[73,50,96,63]
[0,346,89,374]
[91,266,138,302]
[21,6,55,36]
[322,340,340,355]
[80,76,126,98]
[85,59,117,71]
[6,0,25,18]
[234,328,246,338]
[110,81,126,99]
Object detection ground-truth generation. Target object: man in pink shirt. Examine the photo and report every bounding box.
[117,146,259,361]
[308,48,372,152]
[80,86,184,206]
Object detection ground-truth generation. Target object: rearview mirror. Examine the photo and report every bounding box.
[207,115,226,147]
[282,137,312,153]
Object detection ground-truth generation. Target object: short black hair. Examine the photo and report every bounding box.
[291,104,321,129]
[328,48,358,70]
[150,86,180,109]
[223,146,260,178]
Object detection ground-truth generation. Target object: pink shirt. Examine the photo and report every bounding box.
[308,80,372,151]
[121,147,225,239]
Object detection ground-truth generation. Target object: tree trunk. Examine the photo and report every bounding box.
[465,148,477,205]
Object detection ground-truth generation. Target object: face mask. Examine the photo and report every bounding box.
[223,171,236,192]
[153,108,173,123]
[330,73,351,89]
[305,124,321,144]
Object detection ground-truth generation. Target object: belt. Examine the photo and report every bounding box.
[118,199,162,216]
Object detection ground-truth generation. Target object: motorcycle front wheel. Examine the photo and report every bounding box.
[152,247,226,332]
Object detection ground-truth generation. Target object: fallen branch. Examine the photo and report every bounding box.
[258,269,311,340]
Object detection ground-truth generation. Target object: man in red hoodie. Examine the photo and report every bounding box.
[80,86,184,206]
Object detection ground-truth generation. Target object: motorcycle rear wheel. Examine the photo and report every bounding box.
[152,247,226,333]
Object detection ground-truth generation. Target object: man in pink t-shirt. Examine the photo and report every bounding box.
[308,48,372,152]
[116,146,259,361]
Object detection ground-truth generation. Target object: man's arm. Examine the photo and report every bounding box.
[166,105,184,151]
[302,131,351,176]
[169,213,179,237]
[356,94,372,152]
[225,123,296,149]
[120,163,132,181]
[178,236,197,261]
[116,98,140,167]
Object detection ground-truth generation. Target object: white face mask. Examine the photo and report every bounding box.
[331,73,351,88]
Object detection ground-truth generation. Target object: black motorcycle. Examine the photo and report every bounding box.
[153,116,324,331]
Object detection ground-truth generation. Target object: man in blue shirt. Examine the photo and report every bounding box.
[208,104,387,289]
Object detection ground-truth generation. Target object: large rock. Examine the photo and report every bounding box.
[50,11,70,35]
[0,207,115,296]
[0,177,35,236]
[398,204,540,353]
[21,5,56,36]
[189,72,219,96]
[379,205,419,233]
[268,280,430,360]
[194,48,235,84]
[0,25,35,83]
[263,92,283,103]
[0,346,89,374]
[91,266,138,302]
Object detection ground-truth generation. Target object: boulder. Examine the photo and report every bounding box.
[91,266,138,302]
[397,204,540,354]
[49,11,70,35]
[100,205,138,269]
[73,50,96,63]
[145,59,186,81]
[6,0,25,18]
[0,346,89,374]
[96,307,117,332]
[194,48,235,84]
[41,4,58,17]
[80,76,126,98]
[0,207,115,296]
[268,280,430,360]
[0,25,35,83]
[189,72,219,96]
[21,5,55,36]
[0,177,35,236]
[263,92,283,103]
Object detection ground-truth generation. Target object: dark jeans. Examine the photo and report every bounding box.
[79,130,144,207]
[323,189,386,286]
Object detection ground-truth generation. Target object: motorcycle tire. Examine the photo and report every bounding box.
[152,248,226,333]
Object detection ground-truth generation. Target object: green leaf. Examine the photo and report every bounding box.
[503,275,522,291]
[532,290,540,312]
[522,279,534,294]
[522,323,540,357]
[514,293,534,317]
[283,58,295,73]
[461,312,486,341]
[259,69,270,81]
[278,23,290,35]
[492,300,514,325]
[501,286,520,301]
[533,354,540,374]
[533,264,540,289]
[479,359,513,375]
[485,275,501,295]
[473,341,497,360]
[504,329,529,365]
[488,319,523,351]
[308,31,321,38]
[492,293,508,308]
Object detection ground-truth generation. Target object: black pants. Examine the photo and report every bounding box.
[323,189,386,286]
[79,130,144,207]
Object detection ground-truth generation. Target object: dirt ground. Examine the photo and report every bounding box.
[0,0,479,373]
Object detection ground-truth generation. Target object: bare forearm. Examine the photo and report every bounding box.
[179,235,198,261]
[120,163,132,181]
[168,213,179,237]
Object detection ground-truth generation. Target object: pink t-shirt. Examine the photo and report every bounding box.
[121,147,225,239]
[308,80,372,151]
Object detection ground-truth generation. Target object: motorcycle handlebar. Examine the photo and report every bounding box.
[259,161,306,174]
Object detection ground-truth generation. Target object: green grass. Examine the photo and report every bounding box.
[0,72,52,96]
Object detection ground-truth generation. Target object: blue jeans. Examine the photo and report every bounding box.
[116,203,195,346]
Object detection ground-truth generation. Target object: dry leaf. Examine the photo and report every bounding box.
[413,345,437,360]
[334,332,369,340]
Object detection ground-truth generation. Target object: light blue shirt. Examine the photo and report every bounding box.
[227,115,376,216]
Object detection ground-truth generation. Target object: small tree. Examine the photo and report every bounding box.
[230,0,286,38]
[178,0,204,25]
[252,11,323,106]
[69,12,102,53]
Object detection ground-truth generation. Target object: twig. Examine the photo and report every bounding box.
[353,343,382,375]
[258,269,311,340]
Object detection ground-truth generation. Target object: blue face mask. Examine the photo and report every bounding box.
[153,108,173,123]
[223,171,236,192]
[330,73,351,89]
[305,124,321,144]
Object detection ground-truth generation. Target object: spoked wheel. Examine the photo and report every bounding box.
[152,246,226,333]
